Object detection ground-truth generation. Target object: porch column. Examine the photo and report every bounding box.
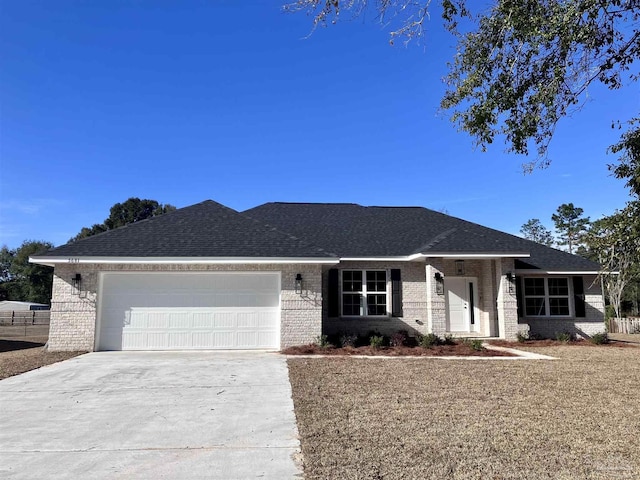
[495,258,519,340]
[425,261,446,335]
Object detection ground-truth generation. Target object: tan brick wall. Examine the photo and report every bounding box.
[48,263,323,351]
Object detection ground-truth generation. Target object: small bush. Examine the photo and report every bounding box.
[555,331,573,343]
[468,339,484,351]
[338,332,358,348]
[442,334,456,345]
[369,335,385,349]
[314,334,332,349]
[390,330,408,347]
[516,331,529,343]
[419,333,441,349]
[590,332,609,345]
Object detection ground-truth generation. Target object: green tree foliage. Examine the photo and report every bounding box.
[552,203,590,254]
[0,241,54,304]
[286,1,640,175]
[70,198,176,242]
[609,117,640,198]
[520,218,555,246]
[586,202,640,319]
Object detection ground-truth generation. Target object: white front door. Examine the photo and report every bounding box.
[445,277,478,333]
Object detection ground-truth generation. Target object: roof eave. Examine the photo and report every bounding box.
[417,252,531,259]
[29,256,340,267]
[515,269,604,275]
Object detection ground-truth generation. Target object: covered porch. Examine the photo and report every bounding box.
[425,256,523,341]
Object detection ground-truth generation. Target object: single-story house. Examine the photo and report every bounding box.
[30,200,605,351]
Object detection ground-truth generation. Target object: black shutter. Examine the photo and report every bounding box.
[515,276,523,317]
[328,269,340,318]
[391,269,403,317]
[573,276,586,318]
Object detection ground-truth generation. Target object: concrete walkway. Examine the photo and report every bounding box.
[0,352,302,479]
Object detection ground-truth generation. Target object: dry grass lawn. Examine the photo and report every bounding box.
[288,345,640,480]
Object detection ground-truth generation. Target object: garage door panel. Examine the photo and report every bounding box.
[98,273,280,351]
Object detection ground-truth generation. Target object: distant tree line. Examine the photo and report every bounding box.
[70,198,176,242]
[0,198,175,304]
[521,202,640,319]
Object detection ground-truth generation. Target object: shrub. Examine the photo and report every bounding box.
[605,304,616,320]
[555,331,573,343]
[314,334,332,349]
[516,331,529,343]
[338,332,358,348]
[442,334,456,345]
[369,335,385,349]
[468,339,484,351]
[590,332,609,345]
[390,330,408,347]
[419,333,441,349]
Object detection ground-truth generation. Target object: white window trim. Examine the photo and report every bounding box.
[340,269,390,317]
[522,277,573,318]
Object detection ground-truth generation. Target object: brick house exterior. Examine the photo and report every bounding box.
[31,200,606,351]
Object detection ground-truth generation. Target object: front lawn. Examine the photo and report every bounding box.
[288,345,640,479]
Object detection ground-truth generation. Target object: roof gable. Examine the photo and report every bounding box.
[38,200,333,259]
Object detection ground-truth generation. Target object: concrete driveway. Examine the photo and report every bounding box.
[0,352,302,479]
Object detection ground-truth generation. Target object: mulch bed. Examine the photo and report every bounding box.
[0,340,86,380]
[282,343,515,357]
[488,338,637,348]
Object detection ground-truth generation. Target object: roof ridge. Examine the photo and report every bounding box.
[259,202,361,206]
[413,228,458,254]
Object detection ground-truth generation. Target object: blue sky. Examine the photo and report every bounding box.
[1,1,636,249]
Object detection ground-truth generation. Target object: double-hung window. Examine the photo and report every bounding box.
[523,277,570,317]
[342,270,387,316]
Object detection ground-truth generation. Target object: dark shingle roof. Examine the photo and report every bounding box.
[39,200,334,258]
[244,202,600,272]
[37,200,600,272]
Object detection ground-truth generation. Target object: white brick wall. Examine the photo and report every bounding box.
[323,258,521,340]
[323,261,428,337]
[522,274,606,339]
[48,261,606,350]
[48,263,323,351]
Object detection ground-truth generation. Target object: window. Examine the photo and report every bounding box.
[523,277,571,317]
[342,270,387,316]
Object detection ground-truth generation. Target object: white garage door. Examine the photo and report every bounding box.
[97,272,280,351]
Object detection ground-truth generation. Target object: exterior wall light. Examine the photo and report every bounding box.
[434,272,444,295]
[72,273,82,291]
[506,272,516,293]
[455,260,465,275]
[295,273,303,294]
